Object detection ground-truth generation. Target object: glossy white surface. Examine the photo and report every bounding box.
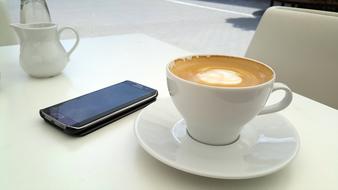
[135,98,300,179]
[1,34,338,190]
[11,23,79,77]
[246,7,338,109]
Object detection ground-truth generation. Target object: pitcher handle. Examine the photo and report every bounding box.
[58,26,80,57]
[258,83,293,115]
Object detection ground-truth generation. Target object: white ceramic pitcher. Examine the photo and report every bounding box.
[11,23,79,78]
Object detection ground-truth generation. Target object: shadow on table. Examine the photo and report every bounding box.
[225,10,265,31]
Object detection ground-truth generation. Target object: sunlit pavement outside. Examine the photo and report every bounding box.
[8,0,270,55]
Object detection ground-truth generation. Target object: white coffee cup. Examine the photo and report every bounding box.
[166,55,292,145]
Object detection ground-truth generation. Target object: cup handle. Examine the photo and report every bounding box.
[58,26,80,57]
[258,82,293,115]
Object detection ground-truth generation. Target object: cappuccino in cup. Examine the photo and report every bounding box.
[167,55,292,145]
[170,55,273,87]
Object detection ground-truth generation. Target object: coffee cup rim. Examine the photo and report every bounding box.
[167,54,276,90]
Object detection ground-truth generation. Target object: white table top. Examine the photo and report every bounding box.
[1,34,338,190]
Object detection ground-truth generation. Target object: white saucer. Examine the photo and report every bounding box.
[134,98,300,179]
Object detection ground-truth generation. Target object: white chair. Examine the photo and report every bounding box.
[246,6,338,109]
[0,0,16,46]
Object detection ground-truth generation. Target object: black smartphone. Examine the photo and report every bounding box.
[40,80,158,136]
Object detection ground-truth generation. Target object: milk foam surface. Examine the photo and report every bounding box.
[170,55,273,87]
[196,68,242,85]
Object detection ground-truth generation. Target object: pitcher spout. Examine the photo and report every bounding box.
[10,23,57,42]
[10,23,25,41]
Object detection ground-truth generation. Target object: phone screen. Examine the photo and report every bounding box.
[42,81,157,128]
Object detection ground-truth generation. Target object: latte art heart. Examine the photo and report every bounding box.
[196,69,242,85]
